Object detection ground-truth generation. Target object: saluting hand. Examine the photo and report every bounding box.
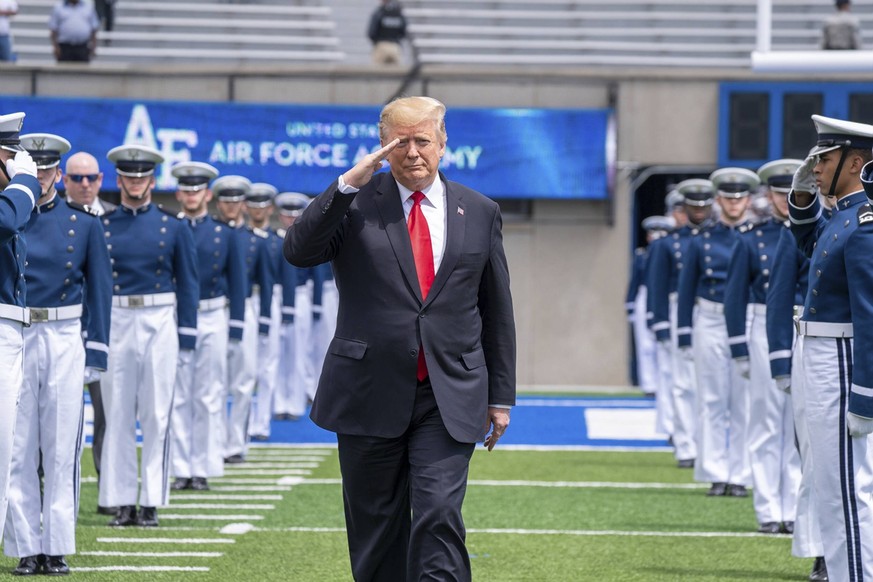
[791,154,817,195]
[341,139,399,189]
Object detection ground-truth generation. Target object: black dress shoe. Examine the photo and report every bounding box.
[758,522,781,534]
[727,484,748,497]
[809,556,828,581]
[136,506,159,527]
[273,413,291,421]
[707,482,727,496]
[108,505,137,526]
[224,454,245,464]
[782,521,795,534]
[171,477,192,491]
[43,555,69,576]
[97,505,118,516]
[12,555,42,576]
[249,434,269,442]
[190,477,210,491]
[676,458,695,469]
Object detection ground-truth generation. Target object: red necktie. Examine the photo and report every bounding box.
[408,191,434,381]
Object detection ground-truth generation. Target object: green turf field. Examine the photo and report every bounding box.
[0,446,814,581]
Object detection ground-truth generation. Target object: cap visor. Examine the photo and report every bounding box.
[0,144,25,153]
[809,144,841,156]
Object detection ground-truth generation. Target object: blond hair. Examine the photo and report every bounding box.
[379,96,447,144]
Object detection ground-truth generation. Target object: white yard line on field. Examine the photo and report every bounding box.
[159,514,265,521]
[250,526,788,539]
[293,478,706,489]
[168,503,275,510]
[97,537,235,544]
[75,566,211,572]
[80,551,223,557]
[239,456,330,463]
[170,494,283,500]
[224,463,320,469]
[209,486,293,492]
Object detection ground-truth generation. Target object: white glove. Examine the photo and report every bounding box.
[83,366,101,385]
[847,412,873,438]
[5,150,37,179]
[734,357,751,380]
[791,154,816,194]
[774,376,791,393]
[679,346,694,361]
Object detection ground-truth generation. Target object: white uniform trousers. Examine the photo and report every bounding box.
[224,296,257,458]
[0,319,24,540]
[747,306,800,525]
[633,287,659,396]
[172,306,228,479]
[654,338,675,438]
[669,294,697,462]
[274,283,312,416]
[249,286,281,437]
[4,319,85,557]
[692,300,751,486]
[801,336,873,582]
[99,304,178,508]
[312,278,338,382]
[790,335,824,558]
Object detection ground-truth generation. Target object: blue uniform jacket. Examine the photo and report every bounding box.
[102,203,199,350]
[765,227,809,379]
[0,173,40,308]
[724,218,787,359]
[233,224,274,336]
[24,196,112,369]
[790,190,873,417]
[677,220,747,348]
[625,247,646,321]
[646,224,702,342]
[184,214,246,341]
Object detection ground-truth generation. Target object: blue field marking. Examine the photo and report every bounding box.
[83,394,670,449]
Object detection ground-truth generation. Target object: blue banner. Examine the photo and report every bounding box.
[0,96,611,199]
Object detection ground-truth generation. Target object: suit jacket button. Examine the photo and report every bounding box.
[409,349,417,357]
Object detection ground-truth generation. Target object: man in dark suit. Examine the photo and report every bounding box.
[285,96,516,582]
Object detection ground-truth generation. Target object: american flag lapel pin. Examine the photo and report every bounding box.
[457,207,464,216]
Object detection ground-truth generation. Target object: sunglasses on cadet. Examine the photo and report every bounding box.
[67,174,101,183]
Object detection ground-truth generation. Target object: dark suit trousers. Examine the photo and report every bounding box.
[337,379,475,582]
[87,380,106,476]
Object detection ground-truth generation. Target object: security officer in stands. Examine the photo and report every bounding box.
[768,190,827,581]
[0,112,39,543]
[239,182,282,443]
[724,160,801,536]
[61,150,116,516]
[169,163,246,490]
[99,145,199,527]
[789,114,873,582]
[211,177,272,463]
[677,171,755,498]
[647,182,713,469]
[4,134,111,576]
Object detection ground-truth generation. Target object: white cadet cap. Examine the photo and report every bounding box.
[664,189,684,209]
[211,175,252,202]
[275,192,312,217]
[810,114,873,156]
[0,112,26,153]
[709,167,760,198]
[641,215,675,232]
[107,145,164,177]
[171,161,219,192]
[247,183,278,208]
[757,159,802,194]
[19,133,72,169]
[677,179,715,207]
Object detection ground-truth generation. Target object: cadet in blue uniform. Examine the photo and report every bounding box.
[245,184,284,439]
[789,115,873,582]
[169,163,246,490]
[647,185,711,468]
[0,112,38,547]
[677,172,754,497]
[99,145,199,528]
[724,160,802,535]
[767,214,827,582]
[212,177,273,463]
[4,134,112,576]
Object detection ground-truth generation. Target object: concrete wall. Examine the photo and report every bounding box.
[4,63,867,387]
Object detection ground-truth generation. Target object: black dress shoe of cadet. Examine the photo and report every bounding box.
[224,454,245,464]
[12,555,43,576]
[137,506,159,527]
[43,555,69,576]
[171,477,191,491]
[190,477,210,491]
[727,484,749,497]
[97,505,118,516]
[249,434,269,442]
[782,521,795,534]
[108,505,137,526]
[707,482,727,496]
[809,556,828,581]
[758,522,781,534]
[676,458,695,469]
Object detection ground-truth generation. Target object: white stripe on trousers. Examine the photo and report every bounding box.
[4,319,84,557]
[801,336,873,582]
[0,320,25,542]
[669,295,697,462]
[224,296,258,458]
[99,305,178,508]
[249,287,281,437]
[747,307,800,525]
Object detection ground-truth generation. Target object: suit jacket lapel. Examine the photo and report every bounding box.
[425,178,465,308]
[373,175,424,304]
